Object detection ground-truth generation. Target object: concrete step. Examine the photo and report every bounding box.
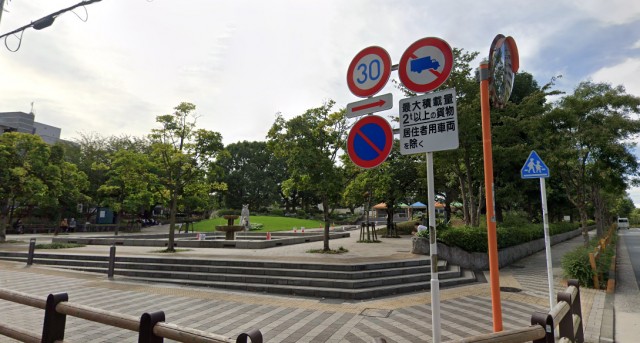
[54,264,464,289]
[94,270,477,300]
[0,252,477,299]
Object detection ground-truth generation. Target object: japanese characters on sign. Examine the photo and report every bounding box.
[399,88,459,154]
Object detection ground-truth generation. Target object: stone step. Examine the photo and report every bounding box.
[0,251,431,271]
[54,264,463,289]
[97,270,477,300]
[0,252,477,299]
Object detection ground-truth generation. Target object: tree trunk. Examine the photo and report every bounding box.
[578,205,590,246]
[168,189,178,252]
[592,185,604,237]
[0,198,8,242]
[322,195,330,251]
[474,184,483,227]
[459,175,470,225]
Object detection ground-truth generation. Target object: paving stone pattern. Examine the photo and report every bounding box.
[0,230,605,342]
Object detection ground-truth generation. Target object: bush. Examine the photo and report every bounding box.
[396,220,419,235]
[270,208,284,216]
[561,245,594,287]
[438,222,580,253]
[561,231,617,288]
[217,209,240,216]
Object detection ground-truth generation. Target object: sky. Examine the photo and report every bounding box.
[1,0,640,203]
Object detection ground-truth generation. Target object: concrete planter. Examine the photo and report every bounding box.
[411,227,584,270]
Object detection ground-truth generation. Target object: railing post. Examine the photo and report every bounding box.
[531,311,554,343]
[27,238,36,266]
[41,292,68,343]
[568,279,584,343]
[588,251,600,289]
[236,329,263,343]
[556,291,575,341]
[108,244,116,279]
[138,311,165,343]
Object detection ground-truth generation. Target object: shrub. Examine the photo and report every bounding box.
[270,208,284,216]
[396,220,419,235]
[561,245,594,287]
[217,209,240,216]
[416,229,430,238]
[561,232,617,288]
[249,223,263,231]
[439,226,488,252]
[438,222,580,253]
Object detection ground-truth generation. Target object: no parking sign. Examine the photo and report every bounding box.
[347,115,393,169]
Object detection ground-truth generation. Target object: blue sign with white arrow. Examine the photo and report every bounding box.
[521,150,550,179]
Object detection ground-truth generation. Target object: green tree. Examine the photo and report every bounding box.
[396,48,484,226]
[95,149,159,233]
[544,81,640,243]
[149,102,225,251]
[342,141,419,230]
[267,101,348,251]
[218,141,284,211]
[0,133,88,241]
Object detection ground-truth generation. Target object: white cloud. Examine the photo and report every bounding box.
[591,58,640,97]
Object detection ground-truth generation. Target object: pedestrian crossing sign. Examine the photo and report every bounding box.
[521,150,549,179]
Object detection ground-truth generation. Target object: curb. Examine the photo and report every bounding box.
[599,237,620,342]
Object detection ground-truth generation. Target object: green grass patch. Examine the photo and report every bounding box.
[307,246,349,254]
[193,216,324,232]
[151,248,192,253]
[35,243,85,249]
[0,240,23,244]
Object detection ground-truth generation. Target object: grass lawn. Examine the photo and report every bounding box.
[192,216,325,232]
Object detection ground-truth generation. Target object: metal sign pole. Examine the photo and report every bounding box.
[427,152,441,343]
[479,60,503,331]
[540,177,556,310]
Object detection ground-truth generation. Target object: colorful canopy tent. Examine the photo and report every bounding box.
[410,201,427,208]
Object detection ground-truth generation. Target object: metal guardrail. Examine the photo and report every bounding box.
[374,279,584,343]
[0,288,262,343]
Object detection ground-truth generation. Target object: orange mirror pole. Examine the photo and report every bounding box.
[479,60,503,332]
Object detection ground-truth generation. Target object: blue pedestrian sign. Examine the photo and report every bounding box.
[521,150,549,179]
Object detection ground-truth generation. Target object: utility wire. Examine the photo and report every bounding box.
[1,0,103,51]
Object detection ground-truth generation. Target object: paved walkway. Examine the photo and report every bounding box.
[0,226,609,342]
[613,229,640,343]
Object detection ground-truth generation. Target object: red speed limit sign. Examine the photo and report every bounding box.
[346,46,392,98]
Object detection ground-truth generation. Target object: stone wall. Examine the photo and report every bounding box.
[411,227,585,270]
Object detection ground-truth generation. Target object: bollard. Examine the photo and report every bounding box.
[108,245,116,279]
[138,311,165,343]
[236,329,263,343]
[42,292,68,343]
[27,238,36,266]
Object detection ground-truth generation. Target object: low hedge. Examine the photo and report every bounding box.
[437,222,580,253]
[561,232,616,288]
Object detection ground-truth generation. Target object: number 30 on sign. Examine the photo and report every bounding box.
[347,46,392,98]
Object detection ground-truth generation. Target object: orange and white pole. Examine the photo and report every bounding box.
[479,60,503,332]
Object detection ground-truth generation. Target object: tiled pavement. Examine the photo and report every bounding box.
[0,229,606,342]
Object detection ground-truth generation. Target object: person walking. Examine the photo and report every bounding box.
[69,218,76,233]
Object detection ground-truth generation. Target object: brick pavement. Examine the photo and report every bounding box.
[0,229,605,342]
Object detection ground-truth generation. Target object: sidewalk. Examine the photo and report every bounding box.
[612,229,640,343]
[0,226,610,342]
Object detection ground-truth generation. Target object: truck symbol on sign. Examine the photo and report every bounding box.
[410,56,440,73]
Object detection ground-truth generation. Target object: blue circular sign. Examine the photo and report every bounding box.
[347,115,393,169]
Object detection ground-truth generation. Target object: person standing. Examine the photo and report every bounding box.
[69,218,76,233]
